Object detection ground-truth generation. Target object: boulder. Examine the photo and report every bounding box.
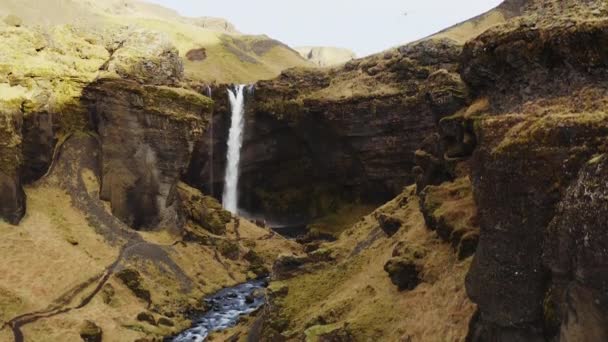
[79,320,102,342]
[136,312,156,326]
[176,182,232,235]
[157,317,174,327]
[384,257,422,291]
[419,177,479,260]
[375,213,403,237]
[116,268,151,304]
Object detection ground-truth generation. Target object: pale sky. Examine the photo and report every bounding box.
[146,0,503,57]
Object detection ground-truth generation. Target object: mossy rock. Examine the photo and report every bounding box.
[177,182,231,235]
[384,257,422,291]
[216,240,240,260]
[136,312,156,326]
[79,320,102,342]
[244,250,270,277]
[375,213,403,237]
[116,268,151,304]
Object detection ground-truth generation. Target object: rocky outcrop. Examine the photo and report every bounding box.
[459,3,608,340]
[0,23,214,230]
[384,258,422,291]
[176,182,232,235]
[79,320,102,342]
[189,39,468,224]
[420,177,479,260]
[0,105,25,224]
[84,79,210,230]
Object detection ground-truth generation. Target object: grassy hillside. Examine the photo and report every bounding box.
[0,0,311,84]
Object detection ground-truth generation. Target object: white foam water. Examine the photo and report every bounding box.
[222,84,247,214]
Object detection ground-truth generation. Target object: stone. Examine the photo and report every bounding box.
[116,268,151,304]
[176,182,232,235]
[384,258,422,291]
[136,312,156,325]
[157,317,174,327]
[375,213,403,237]
[79,320,102,342]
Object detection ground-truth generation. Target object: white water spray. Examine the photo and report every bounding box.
[222,85,247,214]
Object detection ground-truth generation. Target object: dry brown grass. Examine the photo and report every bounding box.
[273,186,475,341]
[0,172,302,341]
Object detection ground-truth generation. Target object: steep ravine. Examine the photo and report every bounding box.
[2,0,608,341]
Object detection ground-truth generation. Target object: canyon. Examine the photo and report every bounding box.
[0,0,607,341]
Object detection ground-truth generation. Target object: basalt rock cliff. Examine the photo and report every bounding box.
[188,39,469,224]
[1,0,608,341]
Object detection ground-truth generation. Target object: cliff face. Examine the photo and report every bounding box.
[451,1,608,340]
[189,40,468,223]
[85,79,210,230]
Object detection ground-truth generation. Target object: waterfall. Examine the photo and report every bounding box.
[222,84,247,214]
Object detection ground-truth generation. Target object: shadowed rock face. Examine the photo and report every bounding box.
[188,39,468,223]
[84,79,211,230]
[0,108,25,225]
[459,4,608,340]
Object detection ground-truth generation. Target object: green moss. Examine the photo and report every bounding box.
[256,98,306,122]
[216,240,240,260]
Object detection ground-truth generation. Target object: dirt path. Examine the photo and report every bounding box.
[4,135,193,341]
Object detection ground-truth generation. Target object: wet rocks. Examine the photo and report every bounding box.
[419,177,479,260]
[79,320,102,342]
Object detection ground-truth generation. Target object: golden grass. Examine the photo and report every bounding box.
[0,184,119,320]
[273,186,475,341]
[429,11,507,44]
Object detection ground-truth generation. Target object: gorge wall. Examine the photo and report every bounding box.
[187,39,468,224]
[1,0,608,341]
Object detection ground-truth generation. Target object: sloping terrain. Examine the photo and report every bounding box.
[2,0,608,341]
[294,46,356,67]
[0,0,311,84]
